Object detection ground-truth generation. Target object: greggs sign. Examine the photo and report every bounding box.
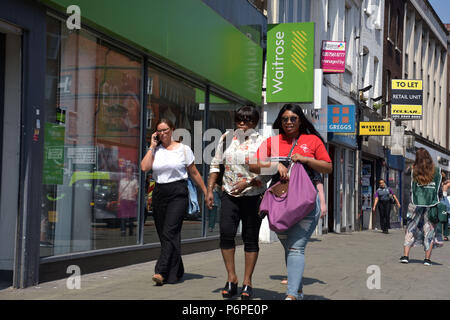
[266,22,315,103]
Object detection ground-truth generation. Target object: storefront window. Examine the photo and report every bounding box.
[206,96,239,236]
[388,169,401,225]
[41,16,142,257]
[143,67,205,244]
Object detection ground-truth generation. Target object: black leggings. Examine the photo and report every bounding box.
[378,200,391,232]
[152,180,188,283]
[220,193,262,252]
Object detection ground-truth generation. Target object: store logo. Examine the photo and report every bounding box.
[271,31,286,95]
[291,30,309,73]
[266,22,314,103]
[66,5,81,30]
[366,265,381,290]
[66,265,81,290]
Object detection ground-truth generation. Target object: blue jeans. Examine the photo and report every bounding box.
[277,195,320,299]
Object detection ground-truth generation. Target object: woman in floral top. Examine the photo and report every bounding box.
[206,106,269,300]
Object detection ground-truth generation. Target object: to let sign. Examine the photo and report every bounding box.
[391,80,423,120]
[321,41,346,73]
[266,22,315,103]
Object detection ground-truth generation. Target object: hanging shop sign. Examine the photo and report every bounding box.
[359,121,391,136]
[391,79,423,120]
[327,105,355,133]
[266,22,315,103]
[320,41,346,73]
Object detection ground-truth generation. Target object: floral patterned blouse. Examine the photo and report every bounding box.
[209,130,269,197]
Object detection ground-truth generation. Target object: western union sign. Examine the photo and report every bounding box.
[391,80,423,120]
[359,121,391,136]
[266,22,315,103]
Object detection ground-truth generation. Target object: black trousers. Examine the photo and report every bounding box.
[378,200,391,232]
[220,193,262,252]
[152,180,188,284]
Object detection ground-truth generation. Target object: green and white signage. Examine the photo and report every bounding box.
[266,22,315,103]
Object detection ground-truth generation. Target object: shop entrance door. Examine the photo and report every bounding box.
[0,23,22,288]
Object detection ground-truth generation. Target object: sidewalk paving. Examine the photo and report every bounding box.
[1,228,450,300]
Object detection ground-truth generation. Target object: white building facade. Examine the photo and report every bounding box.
[260,0,385,241]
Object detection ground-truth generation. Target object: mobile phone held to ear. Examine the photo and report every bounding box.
[154,134,160,142]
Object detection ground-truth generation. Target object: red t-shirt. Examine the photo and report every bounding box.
[256,134,331,163]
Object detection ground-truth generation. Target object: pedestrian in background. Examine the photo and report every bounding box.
[251,104,332,300]
[141,119,207,285]
[436,172,449,241]
[372,179,401,234]
[400,148,442,266]
[206,106,268,300]
[118,165,139,237]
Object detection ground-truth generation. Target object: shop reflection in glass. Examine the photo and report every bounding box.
[41,16,142,257]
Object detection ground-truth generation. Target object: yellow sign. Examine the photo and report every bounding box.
[392,80,422,90]
[391,105,423,116]
[48,211,58,223]
[359,122,391,136]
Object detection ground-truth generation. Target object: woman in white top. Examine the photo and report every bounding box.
[141,119,207,285]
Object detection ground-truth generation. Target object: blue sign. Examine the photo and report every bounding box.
[327,105,356,133]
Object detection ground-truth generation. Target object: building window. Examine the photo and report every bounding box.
[143,67,206,243]
[41,16,143,257]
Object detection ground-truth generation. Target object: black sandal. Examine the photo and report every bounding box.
[222,282,238,298]
[240,285,253,300]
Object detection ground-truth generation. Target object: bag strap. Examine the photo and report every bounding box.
[286,137,300,176]
[288,137,299,160]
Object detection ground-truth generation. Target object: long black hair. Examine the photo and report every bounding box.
[273,104,325,144]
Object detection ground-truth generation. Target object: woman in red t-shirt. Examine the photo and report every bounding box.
[251,104,332,300]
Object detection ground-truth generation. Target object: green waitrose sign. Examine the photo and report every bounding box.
[266,23,315,103]
[40,0,263,105]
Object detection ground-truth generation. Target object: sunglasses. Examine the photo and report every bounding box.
[281,116,299,124]
[235,117,255,124]
[156,127,170,133]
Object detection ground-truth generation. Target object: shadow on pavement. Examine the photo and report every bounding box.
[0,282,11,290]
[177,273,217,283]
[211,287,286,300]
[406,259,443,266]
[303,294,331,300]
[269,275,327,286]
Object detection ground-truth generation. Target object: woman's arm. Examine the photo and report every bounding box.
[141,133,159,172]
[372,197,379,212]
[393,194,401,208]
[291,154,332,174]
[316,183,327,218]
[188,164,207,196]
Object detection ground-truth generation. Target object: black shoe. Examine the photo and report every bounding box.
[424,259,432,266]
[222,282,238,298]
[240,285,253,300]
[399,256,409,264]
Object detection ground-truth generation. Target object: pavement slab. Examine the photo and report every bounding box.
[1,228,450,300]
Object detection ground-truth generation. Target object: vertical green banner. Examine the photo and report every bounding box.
[266,22,315,103]
[43,123,65,185]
